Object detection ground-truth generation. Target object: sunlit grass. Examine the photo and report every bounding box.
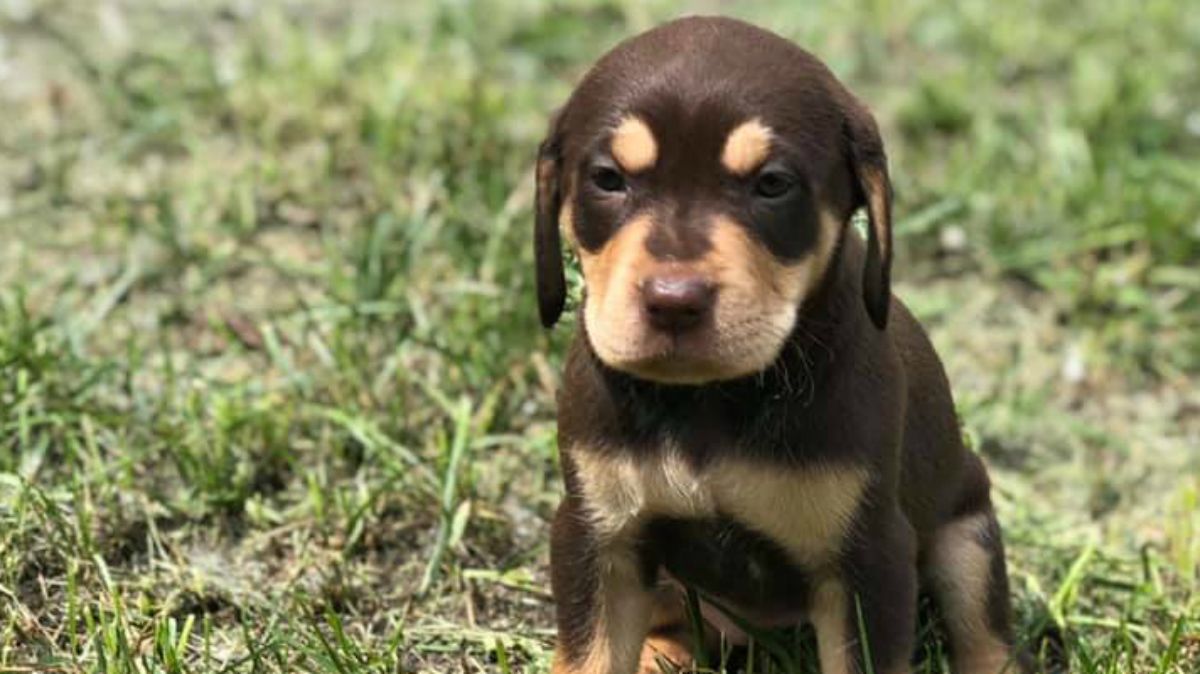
[1,0,1196,671]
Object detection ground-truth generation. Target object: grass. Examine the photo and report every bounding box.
[0,0,1197,671]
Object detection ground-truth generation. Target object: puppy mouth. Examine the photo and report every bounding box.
[600,323,768,385]
[584,287,799,385]
[589,326,700,378]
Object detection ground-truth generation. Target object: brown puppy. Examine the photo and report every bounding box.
[534,16,1029,674]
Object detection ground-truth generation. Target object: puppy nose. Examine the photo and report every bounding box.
[641,275,716,332]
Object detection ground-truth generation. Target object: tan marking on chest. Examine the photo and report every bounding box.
[574,448,714,540]
[573,448,869,566]
[611,116,658,173]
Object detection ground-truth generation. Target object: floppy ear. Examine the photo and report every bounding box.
[534,121,566,328]
[844,101,893,330]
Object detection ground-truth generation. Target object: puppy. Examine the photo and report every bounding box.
[534,16,1029,674]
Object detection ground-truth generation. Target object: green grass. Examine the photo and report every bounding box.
[1,0,1197,672]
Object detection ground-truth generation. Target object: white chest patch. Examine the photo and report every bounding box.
[573,447,870,568]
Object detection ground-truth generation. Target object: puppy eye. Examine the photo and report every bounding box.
[591,166,627,193]
[753,170,794,199]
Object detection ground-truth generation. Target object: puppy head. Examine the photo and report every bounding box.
[535,16,892,385]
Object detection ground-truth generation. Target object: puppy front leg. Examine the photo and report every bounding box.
[550,496,654,674]
[811,509,918,674]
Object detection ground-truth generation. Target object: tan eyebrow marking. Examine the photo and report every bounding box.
[610,116,658,173]
[721,119,773,175]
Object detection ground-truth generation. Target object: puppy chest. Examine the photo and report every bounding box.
[573,449,869,568]
[647,515,815,621]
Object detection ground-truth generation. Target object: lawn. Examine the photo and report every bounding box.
[1,1,1197,672]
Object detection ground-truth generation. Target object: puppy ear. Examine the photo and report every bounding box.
[844,100,893,330]
[534,119,567,328]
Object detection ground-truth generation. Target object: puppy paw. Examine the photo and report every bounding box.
[638,633,695,673]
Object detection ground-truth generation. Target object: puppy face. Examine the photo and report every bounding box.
[569,113,841,384]
[535,17,893,385]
